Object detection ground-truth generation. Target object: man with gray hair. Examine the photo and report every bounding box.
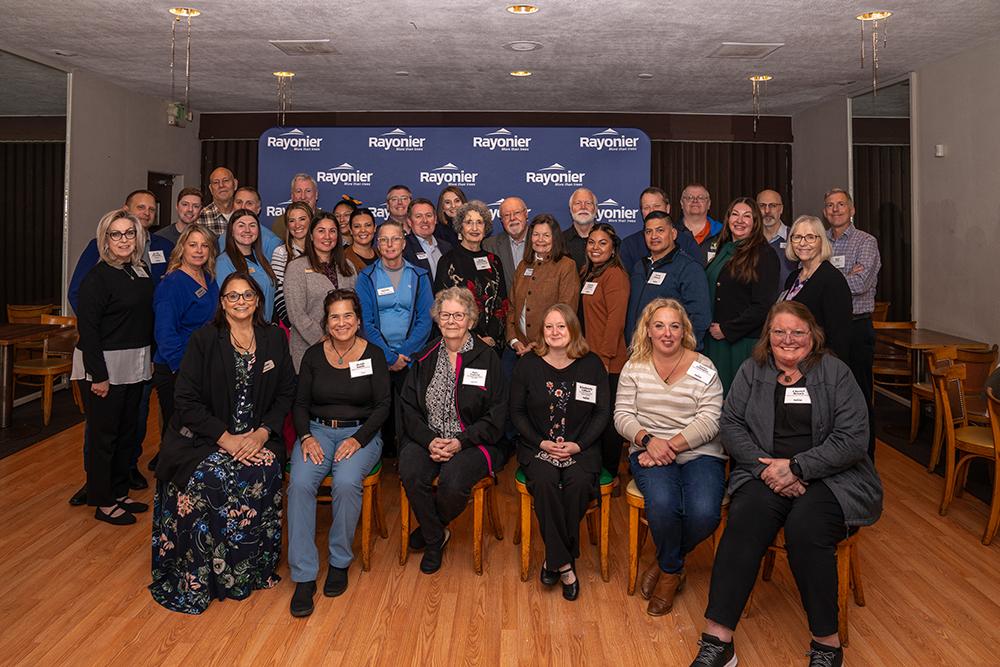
[677,183,723,265]
[197,167,239,238]
[563,187,598,271]
[271,173,328,240]
[757,189,799,290]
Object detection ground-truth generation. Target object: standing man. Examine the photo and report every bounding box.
[825,188,881,463]
[756,189,799,291]
[619,187,704,274]
[156,187,203,245]
[402,198,451,282]
[386,185,413,229]
[678,184,723,265]
[484,196,529,292]
[197,168,239,238]
[563,188,597,271]
[271,173,328,240]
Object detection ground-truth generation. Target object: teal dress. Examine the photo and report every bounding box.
[704,241,758,396]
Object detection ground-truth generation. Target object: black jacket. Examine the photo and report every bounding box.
[784,260,853,363]
[154,324,296,488]
[713,243,780,342]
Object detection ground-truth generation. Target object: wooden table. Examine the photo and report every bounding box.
[0,324,69,432]
[876,327,989,381]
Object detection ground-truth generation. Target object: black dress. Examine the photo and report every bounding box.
[433,244,509,354]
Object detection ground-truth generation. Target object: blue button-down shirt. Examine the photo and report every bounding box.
[827,223,881,315]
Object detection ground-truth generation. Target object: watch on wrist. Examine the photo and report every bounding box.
[640,433,653,447]
[789,458,803,479]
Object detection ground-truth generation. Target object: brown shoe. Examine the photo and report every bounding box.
[639,561,661,600]
[646,570,686,616]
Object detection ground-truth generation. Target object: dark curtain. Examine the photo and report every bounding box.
[852,144,911,322]
[201,140,258,204]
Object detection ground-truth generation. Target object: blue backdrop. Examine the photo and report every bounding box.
[257,126,650,237]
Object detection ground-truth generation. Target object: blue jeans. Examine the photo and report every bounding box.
[287,422,383,581]
[629,452,726,574]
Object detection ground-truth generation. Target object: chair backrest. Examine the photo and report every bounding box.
[932,364,968,431]
[925,345,958,375]
[957,345,999,396]
[873,320,917,330]
[872,302,890,322]
[7,303,54,324]
[40,315,78,356]
[987,388,1000,460]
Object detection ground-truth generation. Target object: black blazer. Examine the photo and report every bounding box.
[154,324,296,489]
[784,260,853,363]
[402,233,453,276]
[713,243,780,342]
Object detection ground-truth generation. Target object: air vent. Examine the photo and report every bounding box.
[269,40,340,56]
[709,42,784,59]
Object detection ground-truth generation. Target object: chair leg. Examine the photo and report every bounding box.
[361,483,373,572]
[399,483,410,565]
[600,488,610,582]
[983,461,1000,546]
[375,477,388,539]
[473,484,485,575]
[956,458,972,499]
[910,390,921,442]
[627,505,640,596]
[586,511,599,546]
[849,542,865,606]
[42,375,55,426]
[928,394,944,472]
[761,548,778,581]
[486,483,503,540]
[72,379,84,413]
[837,541,850,647]
[519,491,531,582]
[940,439,958,516]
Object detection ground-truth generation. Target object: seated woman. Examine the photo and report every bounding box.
[150,272,295,615]
[689,301,882,667]
[510,304,609,601]
[398,287,510,575]
[615,298,726,616]
[287,289,390,617]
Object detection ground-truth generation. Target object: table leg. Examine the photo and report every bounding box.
[0,343,14,429]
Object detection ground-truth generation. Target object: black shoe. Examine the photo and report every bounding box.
[290,581,316,617]
[69,484,87,506]
[147,453,159,472]
[806,641,843,667]
[420,528,450,574]
[117,498,149,513]
[129,469,148,490]
[95,506,136,526]
[689,633,737,667]
[560,564,579,601]
[324,565,349,597]
[409,527,427,551]
[540,561,559,587]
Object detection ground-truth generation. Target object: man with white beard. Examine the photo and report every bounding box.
[563,187,598,271]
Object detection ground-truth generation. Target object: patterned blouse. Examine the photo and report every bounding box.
[231,348,255,435]
[537,378,575,467]
[425,334,474,439]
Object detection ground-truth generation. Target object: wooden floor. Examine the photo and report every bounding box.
[3,414,1000,667]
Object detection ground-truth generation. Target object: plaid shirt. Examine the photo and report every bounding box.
[827,223,881,315]
[197,203,230,238]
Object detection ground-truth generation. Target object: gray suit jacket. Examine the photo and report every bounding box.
[483,231,520,296]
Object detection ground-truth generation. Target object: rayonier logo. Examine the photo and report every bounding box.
[579,128,640,151]
[472,128,532,151]
[419,163,478,187]
[525,163,586,187]
[266,128,323,151]
[317,163,374,186]
[368,128,426,151]
[266,199,294,218]
[596,198,640,223]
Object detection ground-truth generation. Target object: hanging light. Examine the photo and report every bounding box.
[857,11,891,96]
[274,72,295,126]
[168,8,200,112]
[750,75,771,133]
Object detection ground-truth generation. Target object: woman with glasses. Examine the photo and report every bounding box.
[434,200,508,354]
[688,301,881,667]
[72,209,155,525]
[704,197,780,395]
[215,209,279,321]
[344,208,380,275]
[272,201,313,327]
[283,213,357,372]
[398,287,510,574]
[781,216,853,363]
[150,272,295,614]
[434,186,466,247]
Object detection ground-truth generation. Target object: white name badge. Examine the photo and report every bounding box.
[133,266,149,278]
[575,382,597,404]
[831,255,846,269]
[581,282,598,295]
[415,252,428,260]
[785,387,811,404]
[195,287,207,298]
[779,242,787,250]
[350,359,373,378]
[707,251,717,263]
[474,256,491,271]
[686,361,716,385]
[148,250,166,264]
[524,268,534,276]
[377,286,395,296]
[463,368,487,387]
[262,359,275,373]
[647,271,666,286]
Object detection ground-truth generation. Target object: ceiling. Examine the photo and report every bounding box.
[1,1,998,118]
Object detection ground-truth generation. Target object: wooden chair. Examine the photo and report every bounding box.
[957,345,999,425]
[11,319,75,425]
[6,303,54,358]
[871,301,890,322]
[512,467,613,583]
[399,475,503,575]
[625,480,729,595]
[933,366,1000,545]
[873,320,916,388]
[283,460,387,571]
[909,346,957,468]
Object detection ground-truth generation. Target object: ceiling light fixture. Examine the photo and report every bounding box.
[857,11,891,96]
[168,8,200,119]
[507,5,539,14]
[505,41,542,52]
[510,71,532,77]
[638,73,653,80]
[750,75,772,133]
[395,71,410,76]
[274,72,294,126]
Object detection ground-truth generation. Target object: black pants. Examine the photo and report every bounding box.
[398,436,489,545]
[381,367,409,457]
[705,478,848,638]
[81,380,144,507]
[524,458,598,570]
[849,316,877,464]
[153,363,177,438]
[599,372,623,478]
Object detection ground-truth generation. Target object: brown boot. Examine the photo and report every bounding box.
[646,569,686,616]
[639,561,661,600]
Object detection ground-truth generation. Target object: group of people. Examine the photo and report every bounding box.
[67,171,883,667]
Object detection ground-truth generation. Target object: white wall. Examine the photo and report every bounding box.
[912,39,1000,344]
[64,70,201,312]
[791,97,851,219]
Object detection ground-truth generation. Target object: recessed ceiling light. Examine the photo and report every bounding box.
[168,7,201,17]
[273,71,295,77]
[505,41,542,52]
[396,71,410,76]
[510,71,532,77]
[638,73,653,79]
[857,11,891,21]
[269,39,340,56]
[507,5,539,14]
[53,50,79,57]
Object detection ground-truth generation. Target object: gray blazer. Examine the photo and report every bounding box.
[283,255,356,372]
[721,352,883,526]
[483,230,520,295]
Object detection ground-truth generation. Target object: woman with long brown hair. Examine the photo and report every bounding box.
[215,209,279,321]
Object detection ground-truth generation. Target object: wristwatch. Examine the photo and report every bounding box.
[640,433,653,447]
[789,458,803,479]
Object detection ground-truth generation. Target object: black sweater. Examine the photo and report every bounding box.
[784,260,853,363]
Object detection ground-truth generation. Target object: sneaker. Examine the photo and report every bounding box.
[689,633,737,667]
[806,641,842,667]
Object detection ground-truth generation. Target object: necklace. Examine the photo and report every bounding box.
[231,330,255,353]
[330,337,357,365]
[781,368,800,383]
[662,350,686,384]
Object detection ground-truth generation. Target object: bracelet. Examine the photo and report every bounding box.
[301,434,314,443]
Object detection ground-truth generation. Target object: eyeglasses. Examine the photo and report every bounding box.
[377,236,404,245]
[438,312,467,322]
[759,203,782,210]
[681,195,710,203]
[388,196,411,204]
[223,291,258,303]
[770,329,810,341]
[500,209,527,221]
[790,234,820,243]
[106,229,137,241]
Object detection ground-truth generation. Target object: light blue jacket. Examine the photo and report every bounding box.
[357,259,433,366]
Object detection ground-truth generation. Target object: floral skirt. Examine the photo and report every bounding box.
[149,450,283,614]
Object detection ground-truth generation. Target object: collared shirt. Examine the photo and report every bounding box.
[827,223,881,315]
[197,202,231,238]
[415,234,442,280]
[509,235,526,269]
[767,223,800,292]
